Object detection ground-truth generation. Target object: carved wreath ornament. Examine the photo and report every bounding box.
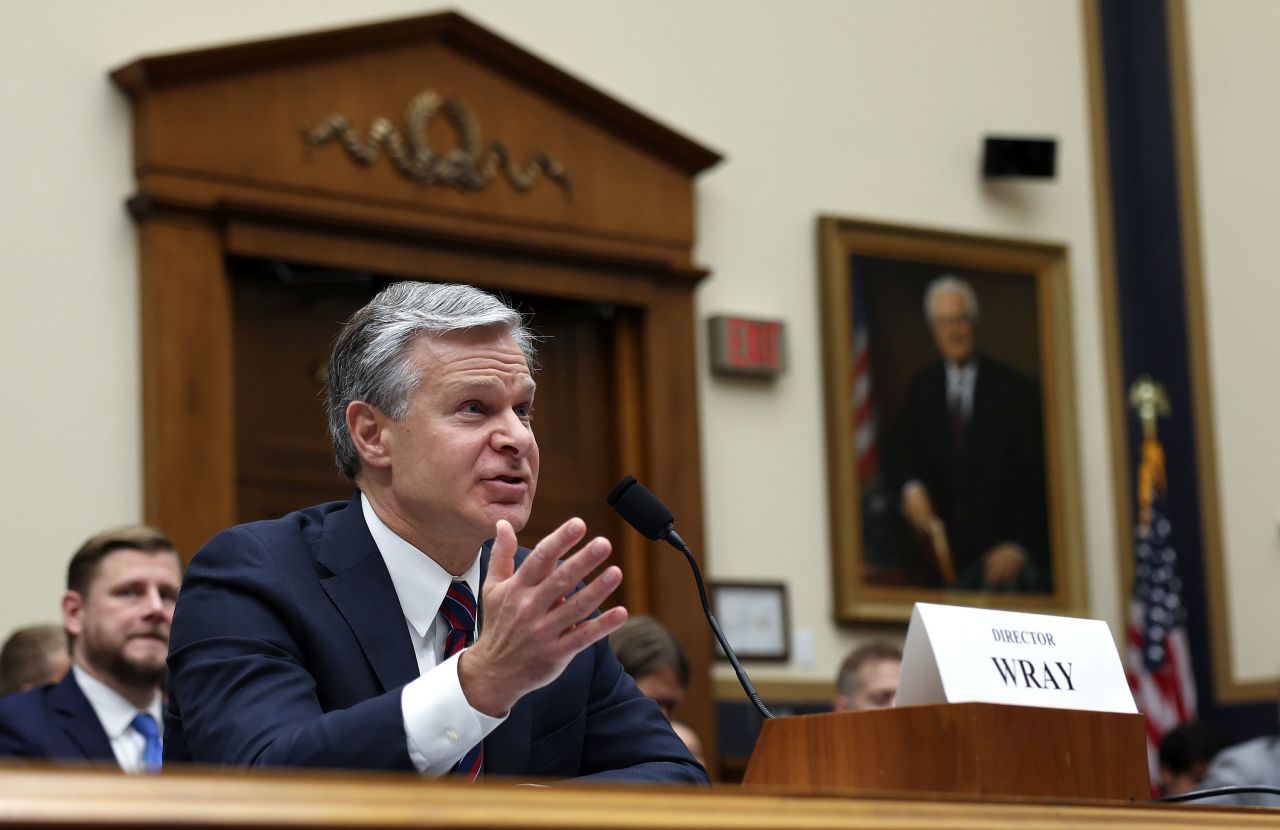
[301,90,573,195]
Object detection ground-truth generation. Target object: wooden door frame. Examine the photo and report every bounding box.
[130,195,715,766]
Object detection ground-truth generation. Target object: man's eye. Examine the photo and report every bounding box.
[461,402,483,414]
[515,404,534,420]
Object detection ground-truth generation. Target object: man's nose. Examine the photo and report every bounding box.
[492,410,534,455]
[141,587,167,617]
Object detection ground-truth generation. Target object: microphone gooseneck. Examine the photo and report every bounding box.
[607,476,775,720]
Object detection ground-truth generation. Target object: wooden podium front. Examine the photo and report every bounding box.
[743,703,1150,801]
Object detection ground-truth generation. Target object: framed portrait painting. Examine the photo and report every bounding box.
[818,217,1085,622]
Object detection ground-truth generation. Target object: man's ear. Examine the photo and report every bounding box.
[347,401,393,470]
[62,591,84,639]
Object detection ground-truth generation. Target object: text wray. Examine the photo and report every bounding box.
[991,657,1076,691]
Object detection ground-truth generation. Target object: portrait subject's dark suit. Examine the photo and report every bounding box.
[0,670,117,765]
[165,494,705,783]
[889,355,1049,590]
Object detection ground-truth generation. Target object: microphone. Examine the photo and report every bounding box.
[607,476,774,720]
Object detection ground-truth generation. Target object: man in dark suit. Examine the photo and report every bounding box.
[0,527,181,771]
[165,281,705,783]
[889,276,1049,591]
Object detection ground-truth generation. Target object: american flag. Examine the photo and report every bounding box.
[850,279,879,482]
[1125,444,1196,791]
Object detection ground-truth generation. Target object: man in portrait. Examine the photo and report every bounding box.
[164,281,705,783]
[887,275,1050,591]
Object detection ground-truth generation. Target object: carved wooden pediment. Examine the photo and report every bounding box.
[112,12,720,270]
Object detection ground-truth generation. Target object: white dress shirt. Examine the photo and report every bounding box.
[361,494,506,775]
[945,361,978,421]
[71,665,162,773]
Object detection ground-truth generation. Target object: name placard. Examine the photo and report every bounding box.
[896,603,1137,713]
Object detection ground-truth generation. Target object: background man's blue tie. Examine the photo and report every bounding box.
[441,580,483,781]
[130,712,162,773]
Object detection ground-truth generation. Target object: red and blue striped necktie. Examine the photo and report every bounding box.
[441,580,483,780]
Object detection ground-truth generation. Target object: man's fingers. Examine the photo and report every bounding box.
[488,520,518,583]
[546,565,621,630]
[557,606,629,656]
[532,536,612,605]
[516,517,588,586]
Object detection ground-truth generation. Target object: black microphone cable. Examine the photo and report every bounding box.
[607,475,774,721]
[1158,784,1280,803]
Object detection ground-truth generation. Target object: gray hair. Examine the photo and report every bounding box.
[923,275,980,325]
[326,281,536,479]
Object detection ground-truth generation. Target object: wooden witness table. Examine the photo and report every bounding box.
[0,765,1274,830]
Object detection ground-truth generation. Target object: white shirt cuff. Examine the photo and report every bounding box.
[401,651,507,775]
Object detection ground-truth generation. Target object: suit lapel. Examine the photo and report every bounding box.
[318,494,420,693]
[51,672,116,762]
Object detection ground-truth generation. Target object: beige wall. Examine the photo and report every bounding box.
[0,1,1122,687]
[1184,0,1280,686]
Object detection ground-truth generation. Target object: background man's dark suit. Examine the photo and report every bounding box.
[0,671,116,765]
[165,494,705,782]
[889,356,1050,590]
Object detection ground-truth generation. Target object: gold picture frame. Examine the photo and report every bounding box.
[818,216,1086,622]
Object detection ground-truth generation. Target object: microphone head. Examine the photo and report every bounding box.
[606,475,674,541]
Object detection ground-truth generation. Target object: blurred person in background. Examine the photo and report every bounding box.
[0,624,70,697]
[0,526,181,771]
[610,614,705,766]
[1159,721,1224,797]
[833,641,901,712]
[1198,715,1280,806]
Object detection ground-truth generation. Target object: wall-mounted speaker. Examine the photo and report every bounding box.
[982,136,1057,178]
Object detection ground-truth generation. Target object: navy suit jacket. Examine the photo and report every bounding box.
[0,670,117,766]
[165,495,705,783]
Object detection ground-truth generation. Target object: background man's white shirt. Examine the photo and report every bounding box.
[71,664,161,773]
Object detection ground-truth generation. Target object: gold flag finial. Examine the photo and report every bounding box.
[1128,375,1171,526]
[1128,375,1171,440]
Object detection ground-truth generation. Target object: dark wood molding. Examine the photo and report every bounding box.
[128,184,710,283]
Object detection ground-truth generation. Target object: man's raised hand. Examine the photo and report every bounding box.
[458,518,628,717]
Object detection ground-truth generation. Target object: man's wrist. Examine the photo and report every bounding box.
[457,649,515,718]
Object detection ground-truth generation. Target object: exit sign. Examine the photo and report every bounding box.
[707,316,786,377]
